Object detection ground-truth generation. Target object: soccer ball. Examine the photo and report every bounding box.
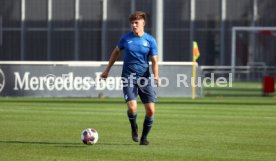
[81,128,99,145]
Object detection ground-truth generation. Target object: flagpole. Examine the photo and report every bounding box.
[192,54,196,99]
[192,41,199,99]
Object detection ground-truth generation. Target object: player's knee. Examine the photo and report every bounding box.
[127,100,137,112]
[145,106,155,117]
[147,109,155,117]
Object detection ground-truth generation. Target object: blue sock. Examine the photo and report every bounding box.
[141,115,154,140]
[127,110,138,132]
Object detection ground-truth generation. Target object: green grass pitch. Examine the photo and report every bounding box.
[0,96,276,161]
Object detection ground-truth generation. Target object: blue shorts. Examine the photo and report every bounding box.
[123,79,157,104]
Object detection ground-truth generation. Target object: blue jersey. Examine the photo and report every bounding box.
[118,32,158,79]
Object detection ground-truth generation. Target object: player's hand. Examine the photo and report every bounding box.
[100,70,109,80]
[154,76,160,87]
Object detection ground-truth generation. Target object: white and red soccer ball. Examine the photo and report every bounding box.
[81,128,99,145]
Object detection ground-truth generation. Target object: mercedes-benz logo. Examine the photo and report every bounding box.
[0,69,5,93]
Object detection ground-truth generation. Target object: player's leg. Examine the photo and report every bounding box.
[126,100,139,142]
[123,83,139,142]
[140,102,155,145]
[138,81,157,145]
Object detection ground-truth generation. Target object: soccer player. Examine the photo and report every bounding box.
[100,11,159,145]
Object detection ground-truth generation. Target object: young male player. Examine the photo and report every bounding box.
[100,11,159,145]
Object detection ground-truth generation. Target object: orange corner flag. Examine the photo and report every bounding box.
[193,41,200,61]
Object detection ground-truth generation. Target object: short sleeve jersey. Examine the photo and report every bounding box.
[117,32,158,79]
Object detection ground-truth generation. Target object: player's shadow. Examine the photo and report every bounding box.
[0,140,86,148]
[0,140,137,147]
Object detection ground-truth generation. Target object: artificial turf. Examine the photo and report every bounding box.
[0,96,275,161]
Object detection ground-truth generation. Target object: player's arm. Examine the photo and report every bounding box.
[151,55,160,86]
[100,46,121,79]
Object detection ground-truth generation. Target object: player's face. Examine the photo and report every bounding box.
[131,19,145,35]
